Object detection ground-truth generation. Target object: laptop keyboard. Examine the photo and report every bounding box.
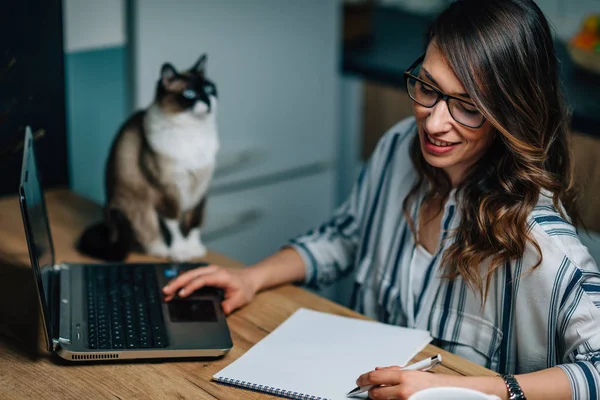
[86,266,169,350]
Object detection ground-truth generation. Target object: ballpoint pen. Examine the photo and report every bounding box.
[346,354,443,397]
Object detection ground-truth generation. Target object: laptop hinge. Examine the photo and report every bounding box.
[49,264,71,348]
[57,264,71,346]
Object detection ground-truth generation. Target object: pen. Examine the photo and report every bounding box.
[346,354,442,397]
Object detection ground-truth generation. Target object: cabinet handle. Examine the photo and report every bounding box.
[210,161,331,196]
[202,208,264,242]
[214,149,267,178]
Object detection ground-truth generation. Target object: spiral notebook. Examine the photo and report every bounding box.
[212,308,432,400]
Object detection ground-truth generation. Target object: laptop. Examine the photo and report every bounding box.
[18,126,233,362]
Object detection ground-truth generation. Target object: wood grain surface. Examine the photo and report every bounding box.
[0,189,495,399]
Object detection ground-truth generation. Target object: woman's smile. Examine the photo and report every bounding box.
[422,132,461,155]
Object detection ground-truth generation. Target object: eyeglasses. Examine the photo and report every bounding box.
[403,54,486,129]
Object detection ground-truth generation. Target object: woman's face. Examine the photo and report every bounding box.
[413,44,495,186]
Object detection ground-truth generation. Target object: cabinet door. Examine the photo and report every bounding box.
[362,81,414,160]
[571,131,600,232]
[202,170,335,266]
[131,0,340,185]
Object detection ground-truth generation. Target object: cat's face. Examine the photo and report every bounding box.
[155,54,217,116]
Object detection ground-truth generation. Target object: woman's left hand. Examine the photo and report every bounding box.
[356,366,453,400]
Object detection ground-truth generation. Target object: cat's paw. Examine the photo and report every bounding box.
[170,240,207,261]
[145,239,170,259]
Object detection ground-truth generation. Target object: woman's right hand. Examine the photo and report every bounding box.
[162,265,259,315]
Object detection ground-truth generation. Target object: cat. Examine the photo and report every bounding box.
[77,54,219,262]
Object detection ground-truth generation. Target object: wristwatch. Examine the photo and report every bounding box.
[500,374,526,400]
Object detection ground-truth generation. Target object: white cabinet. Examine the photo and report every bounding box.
[203,170,335,265]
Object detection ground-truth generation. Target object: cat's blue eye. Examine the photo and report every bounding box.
[182,89,196,99]
[204,85,214,95]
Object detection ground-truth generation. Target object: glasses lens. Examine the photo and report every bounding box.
[407,77,438,107]
[449,99,485,128]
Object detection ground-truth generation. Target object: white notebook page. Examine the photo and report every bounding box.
[213,308,432,400]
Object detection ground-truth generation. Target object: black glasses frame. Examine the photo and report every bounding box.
[403,54,486,129]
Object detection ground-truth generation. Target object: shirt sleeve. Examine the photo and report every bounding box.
[287,118,416,289]
[556,269,600,399]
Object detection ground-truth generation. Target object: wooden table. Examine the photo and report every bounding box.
[0,189,495,399]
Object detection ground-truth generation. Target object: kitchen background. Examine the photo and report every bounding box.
[3,0,599,306]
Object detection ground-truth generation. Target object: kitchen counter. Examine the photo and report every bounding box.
[342,7,600,135]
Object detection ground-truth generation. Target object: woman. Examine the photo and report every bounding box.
[163,0,600,399]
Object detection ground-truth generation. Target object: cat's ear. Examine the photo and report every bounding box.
[190,54,207,75]
[160,63,178,86]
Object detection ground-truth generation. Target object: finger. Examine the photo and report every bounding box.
[163,265,220,294]
[163,293,175,302]
[162,265,219,294]
[357,370,404,387]
[221,295,245,315]
[178,271,231,297]
[375,366,402,371]
[369,384,409,400]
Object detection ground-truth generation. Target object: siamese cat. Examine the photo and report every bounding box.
[78,54,218,262]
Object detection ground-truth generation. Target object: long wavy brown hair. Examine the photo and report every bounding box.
[402,0,580,300]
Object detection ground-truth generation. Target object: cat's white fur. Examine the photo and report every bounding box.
[144,96,218,260]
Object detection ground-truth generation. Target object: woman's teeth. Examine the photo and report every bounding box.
[428,134,456,147]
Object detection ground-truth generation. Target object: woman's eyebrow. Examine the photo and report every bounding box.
[421,67,439,86]
[422,67,471,100]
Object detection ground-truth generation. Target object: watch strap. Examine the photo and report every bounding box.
[500,373,526,400]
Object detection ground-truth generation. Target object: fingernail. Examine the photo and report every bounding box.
[179,289,186,296]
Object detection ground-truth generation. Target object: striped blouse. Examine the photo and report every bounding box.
[289,117,600,399]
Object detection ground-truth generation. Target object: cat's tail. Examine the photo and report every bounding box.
[77,208,135,261]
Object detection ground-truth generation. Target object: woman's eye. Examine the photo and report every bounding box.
[458,102,479,115]
[182,89,196,99]
[418,83,436,95]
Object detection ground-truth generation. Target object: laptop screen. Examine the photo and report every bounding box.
[19,127,56,349]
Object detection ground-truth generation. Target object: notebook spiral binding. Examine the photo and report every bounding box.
[214,376,329,400]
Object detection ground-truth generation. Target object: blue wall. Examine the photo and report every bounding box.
[64,46,129,204]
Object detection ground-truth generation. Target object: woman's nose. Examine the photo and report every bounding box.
[425,100,453,134]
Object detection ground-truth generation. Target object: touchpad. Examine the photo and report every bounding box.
[168,299,217,322]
